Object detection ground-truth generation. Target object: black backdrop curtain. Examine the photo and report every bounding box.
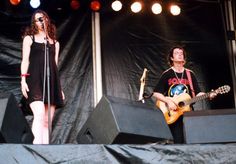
[100,0,235,110]
[0,0,235,143]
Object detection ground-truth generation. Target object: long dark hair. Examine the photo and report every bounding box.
[22,10,56,40]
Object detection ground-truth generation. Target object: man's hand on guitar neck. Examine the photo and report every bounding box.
[196,91,217,100]
[209,90,217,100]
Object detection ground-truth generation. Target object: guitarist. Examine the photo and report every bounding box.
[152,46,216,143]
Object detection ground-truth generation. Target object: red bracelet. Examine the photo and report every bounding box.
[21,73,30,77]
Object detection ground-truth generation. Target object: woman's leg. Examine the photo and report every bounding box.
[43,105,55,144]
[30,101,45,144]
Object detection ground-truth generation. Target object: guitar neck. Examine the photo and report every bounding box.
[138,68,148,101]
[185,92,211,105]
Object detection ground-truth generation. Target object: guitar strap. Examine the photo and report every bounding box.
[186,69,195,97]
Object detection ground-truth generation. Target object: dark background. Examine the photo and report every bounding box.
[0,0,235,143]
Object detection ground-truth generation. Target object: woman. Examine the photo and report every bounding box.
[21,10,64,144]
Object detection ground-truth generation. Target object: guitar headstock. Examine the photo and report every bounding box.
[140,68,148,83]
[215,85,231,95]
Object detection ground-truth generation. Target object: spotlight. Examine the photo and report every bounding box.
[70,0,80,10]
[151,2,162,15]
[30,0,40,8]
[9,0,21,6]
[111,0,122,12]
[170,4,181,16]
[90,0,101,12]
[130,1,142,13]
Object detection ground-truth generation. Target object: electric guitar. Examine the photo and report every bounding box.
[156,85,231,124]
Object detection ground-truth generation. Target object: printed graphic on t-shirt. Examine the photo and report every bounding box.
[168,77,189,86]
[168,84,189,97]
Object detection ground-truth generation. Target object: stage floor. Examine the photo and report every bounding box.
[1,143,236,163]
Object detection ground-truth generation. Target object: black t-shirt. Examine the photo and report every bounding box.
[154,67,201,144]
[154,68,201,98]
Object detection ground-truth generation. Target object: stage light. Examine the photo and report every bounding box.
[9,0,21,6]
[30,0,40,9]
[151,2,162,15]
[70,0,80,10]
[90,0,101,11]
[130,1,142,13]
[111,0,122,12]
[170,4,181,16]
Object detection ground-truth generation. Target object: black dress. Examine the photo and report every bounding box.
[24,35,64,108]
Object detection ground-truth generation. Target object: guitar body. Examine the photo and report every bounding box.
[156,93,192,124]
[156,85,230,124]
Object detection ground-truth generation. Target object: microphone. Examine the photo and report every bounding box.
[38,17,44,23]
[38,17,45,29]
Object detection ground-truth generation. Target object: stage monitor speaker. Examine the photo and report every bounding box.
[0,92,34,143]
[77,96,173,144]
[183,109,236,144]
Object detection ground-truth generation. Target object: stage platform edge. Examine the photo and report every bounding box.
[0,143,236,163]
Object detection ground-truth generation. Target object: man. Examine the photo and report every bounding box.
[153,46,215,143]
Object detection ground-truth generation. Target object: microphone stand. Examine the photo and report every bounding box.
[42,23,52,144]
